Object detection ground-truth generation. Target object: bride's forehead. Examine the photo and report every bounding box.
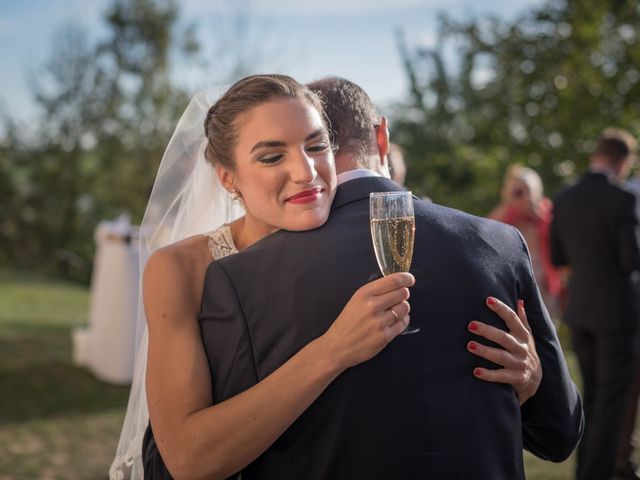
[235,97,324,139]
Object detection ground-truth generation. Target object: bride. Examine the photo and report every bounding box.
[110,74,536,479]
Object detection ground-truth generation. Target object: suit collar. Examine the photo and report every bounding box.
[331,176,407,211]
[584,170,616,184]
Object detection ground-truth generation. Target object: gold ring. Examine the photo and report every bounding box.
[389,308,399,321]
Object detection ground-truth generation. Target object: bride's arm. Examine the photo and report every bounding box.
[144,248,414,480]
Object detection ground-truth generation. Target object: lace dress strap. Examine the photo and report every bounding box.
[203,224,239,260]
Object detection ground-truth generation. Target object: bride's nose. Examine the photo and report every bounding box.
[289,150,317,183]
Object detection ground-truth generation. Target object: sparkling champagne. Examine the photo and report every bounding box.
[370,216,415,275]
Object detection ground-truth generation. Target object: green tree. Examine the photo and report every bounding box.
[0,26,111,276]
[0,0,285,281]
[91,0,191,218]
[393,0,640,215]
[0,0,191,281]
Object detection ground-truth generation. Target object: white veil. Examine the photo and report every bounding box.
[109,86,244,480]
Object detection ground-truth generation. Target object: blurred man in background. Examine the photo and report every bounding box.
[551,128,640,480]
[620,161,640,480]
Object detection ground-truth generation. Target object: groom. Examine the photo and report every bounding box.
[199,77,583,479]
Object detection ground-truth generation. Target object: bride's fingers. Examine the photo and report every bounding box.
[467,340,519,369]
[468,320,519,352]
[517,299,532,333]
[365,272,415,296]
[470,298,540,405]
[485,296,528,339]
[472,366,520,385]
[373,287,411,312]
[387,314,410,338]
[384,301,411,327]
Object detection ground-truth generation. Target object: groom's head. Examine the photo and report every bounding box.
[307,77,390,176]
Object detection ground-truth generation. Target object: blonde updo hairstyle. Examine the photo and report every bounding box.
[203,74,328,171]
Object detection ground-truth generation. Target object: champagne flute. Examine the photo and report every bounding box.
[369,191,419,334]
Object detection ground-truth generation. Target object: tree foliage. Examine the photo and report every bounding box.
[4,0,639,280]
[0,0,191,280]
[0,0,285,281]
[393,0,640,215]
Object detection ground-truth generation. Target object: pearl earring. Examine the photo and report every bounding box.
[230,189,242,201]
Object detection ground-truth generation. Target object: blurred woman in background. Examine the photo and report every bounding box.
[488,164,563,319]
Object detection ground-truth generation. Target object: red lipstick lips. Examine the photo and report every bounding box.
[286,187,323,204]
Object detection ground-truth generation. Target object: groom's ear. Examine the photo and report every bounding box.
[215,163,235,193]
[376,116,390,160]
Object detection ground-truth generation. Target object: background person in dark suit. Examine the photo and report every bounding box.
[551,128,640,480]
[619,170,640,480]
[198,77,583,479]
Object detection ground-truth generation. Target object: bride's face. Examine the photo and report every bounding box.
[225,97,337,233]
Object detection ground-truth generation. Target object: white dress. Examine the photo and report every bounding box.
[204,224,238,260]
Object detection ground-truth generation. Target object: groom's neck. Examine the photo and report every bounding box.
[335,153,386,176]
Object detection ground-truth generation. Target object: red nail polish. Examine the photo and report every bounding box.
[468,321,478,331]
[468,342,477,351]
[487,297,497,305]
[474,368,482,376]
[517,299,524,308]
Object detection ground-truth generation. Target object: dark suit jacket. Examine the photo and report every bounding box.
[142,176,583,479]
[196,176,583,480]
[550,171,640,332]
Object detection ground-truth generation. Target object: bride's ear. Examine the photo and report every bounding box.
[215,163,236,194]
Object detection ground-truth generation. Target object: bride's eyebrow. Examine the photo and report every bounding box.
[250,129,326,153]
[305,129,326,142]
[250,140,285,153]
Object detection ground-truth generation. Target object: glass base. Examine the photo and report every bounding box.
[401,325,420,335]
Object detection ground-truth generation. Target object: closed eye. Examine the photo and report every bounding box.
[258,153,283,164]
[306,142,330,154]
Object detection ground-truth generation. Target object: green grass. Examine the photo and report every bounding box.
[523,350,578,479]
[0,269,90,329]
[0,268,633,479]
[0,269,130,480]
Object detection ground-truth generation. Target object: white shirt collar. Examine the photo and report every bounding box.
[336,168,382,185]
[589,163,617,180]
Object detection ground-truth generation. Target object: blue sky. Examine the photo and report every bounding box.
[0,0,543,124]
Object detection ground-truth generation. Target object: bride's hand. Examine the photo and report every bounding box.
[320,272,415,371]
[467,297,542,405]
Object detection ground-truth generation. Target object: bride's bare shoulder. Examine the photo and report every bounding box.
[143,235,212,314]
[146,235,210,272]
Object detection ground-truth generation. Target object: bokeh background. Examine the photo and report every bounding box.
[1,0,639,478]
